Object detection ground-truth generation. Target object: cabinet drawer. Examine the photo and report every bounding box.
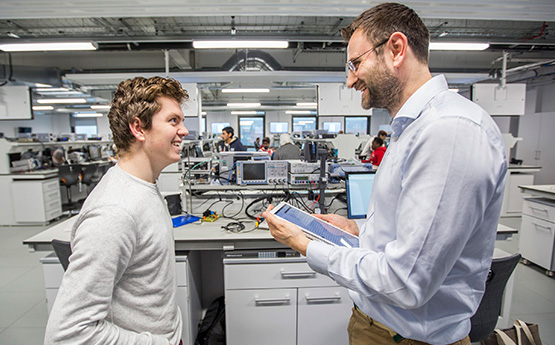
[43,189,61,203]
[519,214,555,270]
[523,198,555,223]
[42,179,60,193]
[45,199,61,212]
[46,205,62,220]
[225,261,337,289]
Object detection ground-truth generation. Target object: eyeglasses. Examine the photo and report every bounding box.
[346,38,389,73]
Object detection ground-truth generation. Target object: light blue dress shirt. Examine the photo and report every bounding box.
[307,75,507,344]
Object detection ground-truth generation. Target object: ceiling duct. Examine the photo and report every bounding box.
[0,63,62,87]
[221,50,282,72]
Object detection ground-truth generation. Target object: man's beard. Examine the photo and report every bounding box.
[360,59,403,112]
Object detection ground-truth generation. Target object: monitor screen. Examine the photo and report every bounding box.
[211,122,231,134]
[270,122,289,134]
[346,172,375,219]
[323,122,342,133]
[242,161,266,181]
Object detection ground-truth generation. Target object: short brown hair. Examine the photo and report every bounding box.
[341,3,430,63]
[108,76,188,154]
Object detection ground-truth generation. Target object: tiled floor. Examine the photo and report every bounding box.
[1,217,554,345]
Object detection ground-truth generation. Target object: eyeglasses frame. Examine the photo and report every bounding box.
[346,38,389,73]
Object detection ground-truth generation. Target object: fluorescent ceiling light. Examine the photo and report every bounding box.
[35,88,69,92]
[231,111,265,115]
[34,83,52,88]
[73,113,103,118]
[429,42,489,51]
[286,110,316,114]
[222,88,270,93]
[201,111,207,115]
[90,105,111,110]
[296,102,317,108]
[0,42,97,52]
[226,102,261,108]
[193,40,288,49]
[449,88,460,93]
[32,105,54,111]
[37,98,87,104]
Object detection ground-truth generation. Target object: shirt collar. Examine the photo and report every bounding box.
[391,75,448,139]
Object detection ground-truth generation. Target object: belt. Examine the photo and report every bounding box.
[354,304,405,343]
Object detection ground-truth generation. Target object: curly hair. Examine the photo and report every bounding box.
[341,3,430,64]
[108,76,189,154]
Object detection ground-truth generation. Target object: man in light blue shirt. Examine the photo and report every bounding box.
[263,3,507,345]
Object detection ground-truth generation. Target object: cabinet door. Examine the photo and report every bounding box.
[519,214,555,270]
[226,288,297,345]
[297,287,352,345]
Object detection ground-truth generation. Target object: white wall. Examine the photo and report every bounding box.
[0,113,71,137]
[516,81,555,185]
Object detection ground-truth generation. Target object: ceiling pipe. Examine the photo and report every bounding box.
[221,50,282,71]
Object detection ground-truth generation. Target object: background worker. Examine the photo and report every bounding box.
[272,133,301,160]
[218,126,246,152]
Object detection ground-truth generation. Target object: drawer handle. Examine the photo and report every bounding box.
[530,206,549,214]
[280,270,316,279]
[254,297,291,305]
[305,296,342,303]
[532,222,552,232]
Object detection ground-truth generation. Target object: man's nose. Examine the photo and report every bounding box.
[346,70,358,89]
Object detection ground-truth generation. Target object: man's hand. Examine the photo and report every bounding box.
[262,205,311,256]
[313,213,360,236]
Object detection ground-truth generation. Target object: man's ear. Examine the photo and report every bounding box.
[389,31,408,69]
[129,117,146,142]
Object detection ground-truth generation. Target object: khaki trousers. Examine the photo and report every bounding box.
[348,307,471,345]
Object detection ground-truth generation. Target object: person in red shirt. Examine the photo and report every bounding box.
[362,137,386,166]
[259,137,274,156]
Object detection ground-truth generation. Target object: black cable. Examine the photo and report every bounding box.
[222,192,244,219]
[221,221,246,233]
[333,207,347,214]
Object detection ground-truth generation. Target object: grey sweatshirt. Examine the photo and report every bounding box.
[45,165,182,345]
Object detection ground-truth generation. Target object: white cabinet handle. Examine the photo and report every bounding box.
[280,270,316,278]
[254,297,291,305]
[305,296,342,303]
[530,206,549,214]
[532,223,552,232]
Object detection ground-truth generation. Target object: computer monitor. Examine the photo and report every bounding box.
[323,122,342,133]
[88,145,101,160]
[211,122,231,135]
[270,122,289,134]
[346,172,375,219]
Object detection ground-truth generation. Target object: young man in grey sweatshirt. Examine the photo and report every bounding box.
[45,76,190,345]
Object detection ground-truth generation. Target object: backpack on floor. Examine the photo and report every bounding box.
[194,296,226,345]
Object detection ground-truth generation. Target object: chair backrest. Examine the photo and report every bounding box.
[58,164,82,187]
[52,239,72,271]
[469,253,521,342]
[80,163,98,186]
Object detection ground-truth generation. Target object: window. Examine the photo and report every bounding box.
[201,117,206,134]
[345,117,368,135]
[239,116,265,148]
[292,117,317,132]
[211,122,231,135]
[73,118,98,138]
[269,122,289,134]
[323,121,342,133]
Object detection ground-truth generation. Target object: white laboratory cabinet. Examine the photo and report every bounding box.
[41,251,202,345]
[519,197,555,275]
[11,178,62,223]
[519,198,555,276]
[224,252,352,345]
